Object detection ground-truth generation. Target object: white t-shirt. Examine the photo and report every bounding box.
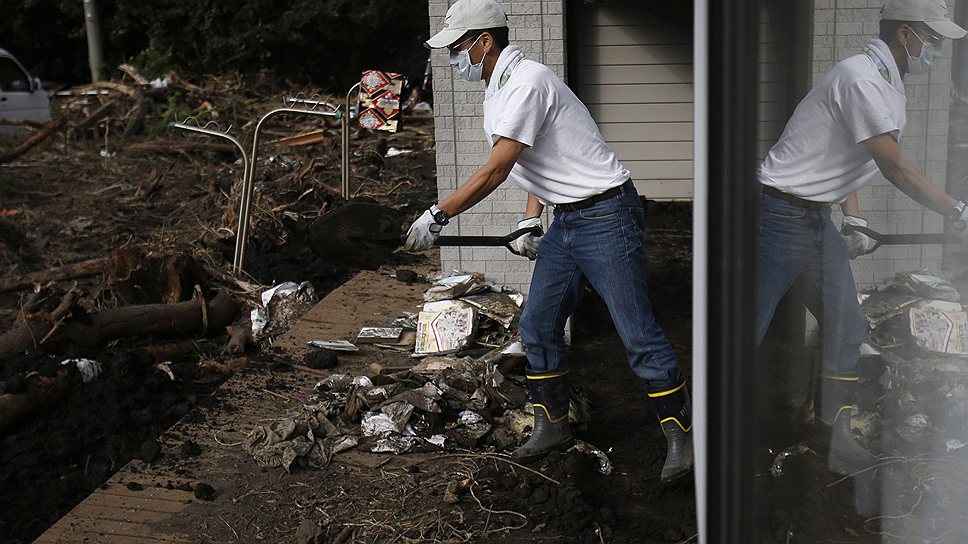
[482,50,629,205]
[757,49,906,203]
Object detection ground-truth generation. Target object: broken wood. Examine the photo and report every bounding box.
[72,100,116,134]
[0,118,64,164]
[0,257,108,294]
[0,290,239,360]
[269,130,331,147]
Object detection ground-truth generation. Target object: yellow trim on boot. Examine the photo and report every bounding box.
[533,403,569,424]
[822,375,859,382]
[648,382,685,398]
[527,370,568,380]
[818,405,856,426]
[660,416,693,433]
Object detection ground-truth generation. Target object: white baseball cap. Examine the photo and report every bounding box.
[881,0,967,39]
[425,0,509,49]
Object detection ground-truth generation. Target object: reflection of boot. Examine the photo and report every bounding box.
[648,381,694,483]
[813,376,875,475]
[510,368,573,463]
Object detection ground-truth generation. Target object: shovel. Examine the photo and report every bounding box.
[435,226,542,255]
[843,224,962,253]
[307,199,540,268]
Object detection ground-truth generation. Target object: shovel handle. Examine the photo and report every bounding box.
[436,226,543,256]
[843,224,960,248]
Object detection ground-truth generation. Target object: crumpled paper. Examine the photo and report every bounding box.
[60,358,101,383]
[251,281,318,338]
[243,406,357,471]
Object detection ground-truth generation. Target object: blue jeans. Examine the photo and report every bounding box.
[519,185,682,388]
[756,191,868,378]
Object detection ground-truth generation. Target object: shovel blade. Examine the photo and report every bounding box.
[307,200,405,269]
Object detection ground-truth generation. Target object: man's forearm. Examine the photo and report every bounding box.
[525,193,544,218]
[438,164,509,216]
[881,158,957,214]
[840,193,861,217]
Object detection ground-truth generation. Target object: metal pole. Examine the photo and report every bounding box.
[342,82,361,199]
[242,107,341,270]
[82,0,104,82]
[169,122,249,272]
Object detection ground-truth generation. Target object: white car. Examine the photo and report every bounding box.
[0,48,50,124]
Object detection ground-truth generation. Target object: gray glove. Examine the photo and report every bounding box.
[511,217,543,260]
[841,215,877,259]
[404,206,446,252]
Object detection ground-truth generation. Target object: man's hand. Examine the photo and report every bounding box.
[841,215,877,259]
[404,209,444,251]
[511,217,543,260]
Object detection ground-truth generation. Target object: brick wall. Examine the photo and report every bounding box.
[814,0,957,288]
[428,0,567,294]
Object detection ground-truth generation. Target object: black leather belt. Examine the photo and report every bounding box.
[555,179,634,212]
[762,185,830,211]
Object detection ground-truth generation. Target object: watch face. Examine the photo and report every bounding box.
[948,204,965,221]
[433,211,449,224]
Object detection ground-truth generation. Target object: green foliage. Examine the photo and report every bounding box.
[3,0,430,90]
[144,92,194,139]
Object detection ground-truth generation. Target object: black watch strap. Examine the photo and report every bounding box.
[430,204,449,226]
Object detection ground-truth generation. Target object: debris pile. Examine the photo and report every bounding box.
[853,271,968,538]
[859,271,968,454]
[244,271,600,469]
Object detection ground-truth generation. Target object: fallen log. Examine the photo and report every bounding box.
[0,257,108,294]
[0,367,76,434]
[0,118,64,164]
[224,323,253,355]
[0,290,239,360]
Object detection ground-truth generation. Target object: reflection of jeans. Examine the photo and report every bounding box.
[756,191,868,377]
[519,185,682,388]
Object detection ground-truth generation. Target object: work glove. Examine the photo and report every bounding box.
[841,215,877,259]
[404,207,445,252]
[510,216,543,260]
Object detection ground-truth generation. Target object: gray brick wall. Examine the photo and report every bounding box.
[815,0,957,288]
[428,0,567,294]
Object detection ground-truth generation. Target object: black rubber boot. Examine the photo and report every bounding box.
[813,376,875,475]
[648,381,694,483]
[510,368,573,463]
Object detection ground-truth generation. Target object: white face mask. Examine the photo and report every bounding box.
[449,34,486,82]
[905,31,939,75]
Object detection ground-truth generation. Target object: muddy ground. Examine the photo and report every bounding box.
[0,76,698,543]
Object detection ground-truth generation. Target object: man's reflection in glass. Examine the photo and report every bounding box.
[754,0,967,506]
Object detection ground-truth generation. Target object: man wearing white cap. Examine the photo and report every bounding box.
[756,0,967,475]
[404,0,692,482]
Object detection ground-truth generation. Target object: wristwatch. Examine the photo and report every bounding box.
[945,200,967,222]
[430,204,450,226]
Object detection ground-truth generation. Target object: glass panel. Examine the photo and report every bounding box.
[0,57,30,92]
[749,0,968,542]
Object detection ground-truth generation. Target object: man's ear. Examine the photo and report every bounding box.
[479,32,493,54]
[897,24,913,46]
